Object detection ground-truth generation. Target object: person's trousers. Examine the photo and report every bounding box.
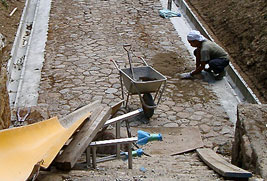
[208,58,229,74]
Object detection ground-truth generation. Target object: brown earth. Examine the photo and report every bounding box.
[186,0,267,103]
[0,0,25,129]
[0,0,25,66]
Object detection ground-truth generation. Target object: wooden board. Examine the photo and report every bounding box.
[130,127,204,155]
[197,148,252,178]
[55,105,111,170]
[110,100,124,116]
[59,100,100,128]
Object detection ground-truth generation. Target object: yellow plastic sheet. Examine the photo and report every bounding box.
[0,111,90,181]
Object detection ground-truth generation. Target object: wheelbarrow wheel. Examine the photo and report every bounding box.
[142,93,155,119]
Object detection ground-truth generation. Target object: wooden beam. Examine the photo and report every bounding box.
[55,105,111,170]
[110,100,124,116]
[197,148,252,178]
[59,100,100,127]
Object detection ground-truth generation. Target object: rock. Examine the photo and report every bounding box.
[199,124,211,133]
[216,140,232,156]
[163,122,178,127]
[220,126,232,135]
[105,88,117,94]
[232,103,267,179]
[0,33,6,50]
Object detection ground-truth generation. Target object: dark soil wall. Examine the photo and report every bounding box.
[186,0,267,103]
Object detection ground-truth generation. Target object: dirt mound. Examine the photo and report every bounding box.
[186,0,267,103]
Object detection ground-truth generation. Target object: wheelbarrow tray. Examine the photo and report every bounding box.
[120,66,167,95]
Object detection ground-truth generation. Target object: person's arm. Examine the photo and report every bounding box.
[191,61,206,75]
[194,48,201,68]
[191,48,209,75]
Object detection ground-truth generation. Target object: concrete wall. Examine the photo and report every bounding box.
[232,104,267,179]
[0,33,11,129]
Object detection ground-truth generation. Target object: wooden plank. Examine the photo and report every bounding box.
[130,127,203,155]
[55,105,111,170]
[55,105,104,169]
[90,137,138,147]
[59,100,100,128]
[110,100,124,116]
[104,108,143,126]
[197,148,252,178]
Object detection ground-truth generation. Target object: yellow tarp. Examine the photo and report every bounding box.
[0,111,91,181]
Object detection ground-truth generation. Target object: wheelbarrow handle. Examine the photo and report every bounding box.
[123,44,132,52]
[137,56,149,66]
[110,59,120,71]
[123,44,136,80]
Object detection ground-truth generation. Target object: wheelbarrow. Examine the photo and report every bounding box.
[110,44,167,118]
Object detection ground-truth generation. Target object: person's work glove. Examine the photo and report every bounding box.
[180,72,193,79]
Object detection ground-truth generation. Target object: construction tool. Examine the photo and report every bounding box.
[15,107,31,126]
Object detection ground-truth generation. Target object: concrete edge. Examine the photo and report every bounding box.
[15,0,52,107]
[7,0,30,77]
[174,0,261,105]
[14,0,41,107]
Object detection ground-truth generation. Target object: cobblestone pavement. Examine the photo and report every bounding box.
[38,0,235,180]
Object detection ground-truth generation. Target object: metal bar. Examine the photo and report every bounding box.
[116,121,121,158]
[168,0,172,10]
[125,93,130,108]
[104,108,143,126]
[128,143,133,169]
[96,155,117,163]
[137,56,149,66]
[90,137,138,147]
[123,44,136,80]
[86,147,91,167]
[156,80,167,105]
[92,147,97,169]
[119,73,125,105]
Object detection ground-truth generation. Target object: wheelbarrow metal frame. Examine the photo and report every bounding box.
[111,59,167,109]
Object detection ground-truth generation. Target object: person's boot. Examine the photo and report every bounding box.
[214,70,226,80]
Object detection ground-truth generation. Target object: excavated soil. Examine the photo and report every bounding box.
[186,0,267,103]
[0,0,25,66]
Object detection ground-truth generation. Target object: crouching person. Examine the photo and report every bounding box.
[180,30,229,80]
